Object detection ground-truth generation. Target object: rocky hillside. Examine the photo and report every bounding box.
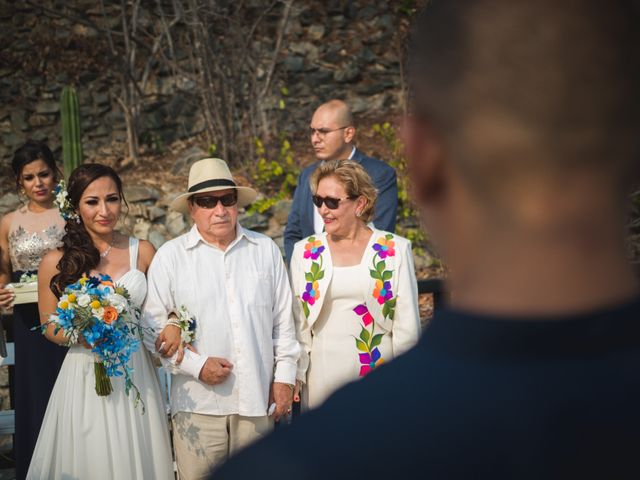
[0,0,414,166]
[1,0,636,267]
[0,1,440,267]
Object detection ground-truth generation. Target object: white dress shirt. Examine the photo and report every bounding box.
[313,146,357,234]
[142,224,299,417]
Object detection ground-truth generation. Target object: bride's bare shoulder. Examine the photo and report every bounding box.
[137,239,156,273]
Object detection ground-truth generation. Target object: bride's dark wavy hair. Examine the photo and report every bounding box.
[50,164,127,296]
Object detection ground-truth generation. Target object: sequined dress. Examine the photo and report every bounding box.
[7,205,67,480]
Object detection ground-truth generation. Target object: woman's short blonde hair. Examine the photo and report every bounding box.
[309,159,378,223]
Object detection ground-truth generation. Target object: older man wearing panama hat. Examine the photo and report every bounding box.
[142,158,300,479]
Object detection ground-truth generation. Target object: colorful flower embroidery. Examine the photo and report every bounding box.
[300,236,325,318]
[302,281,320,305]
[359,348,384,376]
[373,279,393,305]
[353,304,374,326]
[353,304,385,377]
[303,239,325,260]
[372,236,395,259]
[369,233,397,320]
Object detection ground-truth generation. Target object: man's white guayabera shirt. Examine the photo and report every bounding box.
[142,224,300,416]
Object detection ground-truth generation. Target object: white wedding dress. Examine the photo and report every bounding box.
[27,238,174,480]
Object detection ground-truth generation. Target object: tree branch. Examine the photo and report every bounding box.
[259,0,292,100]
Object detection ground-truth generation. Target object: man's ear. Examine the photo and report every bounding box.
[402,116,447,206]
[343,126,356,144]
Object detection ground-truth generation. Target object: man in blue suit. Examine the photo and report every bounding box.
[283,100,398,263]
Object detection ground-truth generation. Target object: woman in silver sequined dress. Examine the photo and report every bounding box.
[0,140,67,480]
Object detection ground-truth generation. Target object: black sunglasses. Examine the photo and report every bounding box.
[312,194,356,210]
[192,192,238,209]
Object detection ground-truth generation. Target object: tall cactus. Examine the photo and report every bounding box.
[60,86,83,179]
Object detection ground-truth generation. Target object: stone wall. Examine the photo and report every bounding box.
[0,1,409,166]
[0,0,415,258]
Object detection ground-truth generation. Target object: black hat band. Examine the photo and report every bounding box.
[188,178,236,193]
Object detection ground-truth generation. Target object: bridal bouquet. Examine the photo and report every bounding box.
[41,273,145,409]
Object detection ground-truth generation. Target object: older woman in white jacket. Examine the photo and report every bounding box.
[290,159,421,410]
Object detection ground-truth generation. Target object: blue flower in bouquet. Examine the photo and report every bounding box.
[83,321,105,346]
[55,307,75,330]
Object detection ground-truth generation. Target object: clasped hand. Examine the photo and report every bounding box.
[198,357,233,385]
[269,382,294,422]
[155,322,192,363]
[154,322,234,386]
[0,285,15,309]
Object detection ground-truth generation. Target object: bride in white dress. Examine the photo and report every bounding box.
[28,164,179,479]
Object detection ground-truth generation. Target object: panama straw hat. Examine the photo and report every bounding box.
[170,158,257,214]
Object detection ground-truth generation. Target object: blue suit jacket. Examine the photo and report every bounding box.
[283,148,398,263]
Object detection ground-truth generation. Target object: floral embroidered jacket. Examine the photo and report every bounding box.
[290,229,421,383]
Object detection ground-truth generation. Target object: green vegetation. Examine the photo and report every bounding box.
[60,86,84,179]
[397,0,419,16]
[247,134,300,214]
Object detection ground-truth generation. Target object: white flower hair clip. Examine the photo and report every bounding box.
[53,180,80,223]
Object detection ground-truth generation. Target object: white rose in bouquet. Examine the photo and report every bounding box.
[107,293,128,314]
[77,294,91,307]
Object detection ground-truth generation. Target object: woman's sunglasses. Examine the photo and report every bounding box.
[192,192,238,209]
[312,194,356,210]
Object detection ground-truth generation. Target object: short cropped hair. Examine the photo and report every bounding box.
[310,159,378,223]
[406,0,640,189]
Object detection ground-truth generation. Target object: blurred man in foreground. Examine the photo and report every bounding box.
[213,1,640,478]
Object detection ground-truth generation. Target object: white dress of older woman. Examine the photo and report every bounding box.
[291,229,421,410]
